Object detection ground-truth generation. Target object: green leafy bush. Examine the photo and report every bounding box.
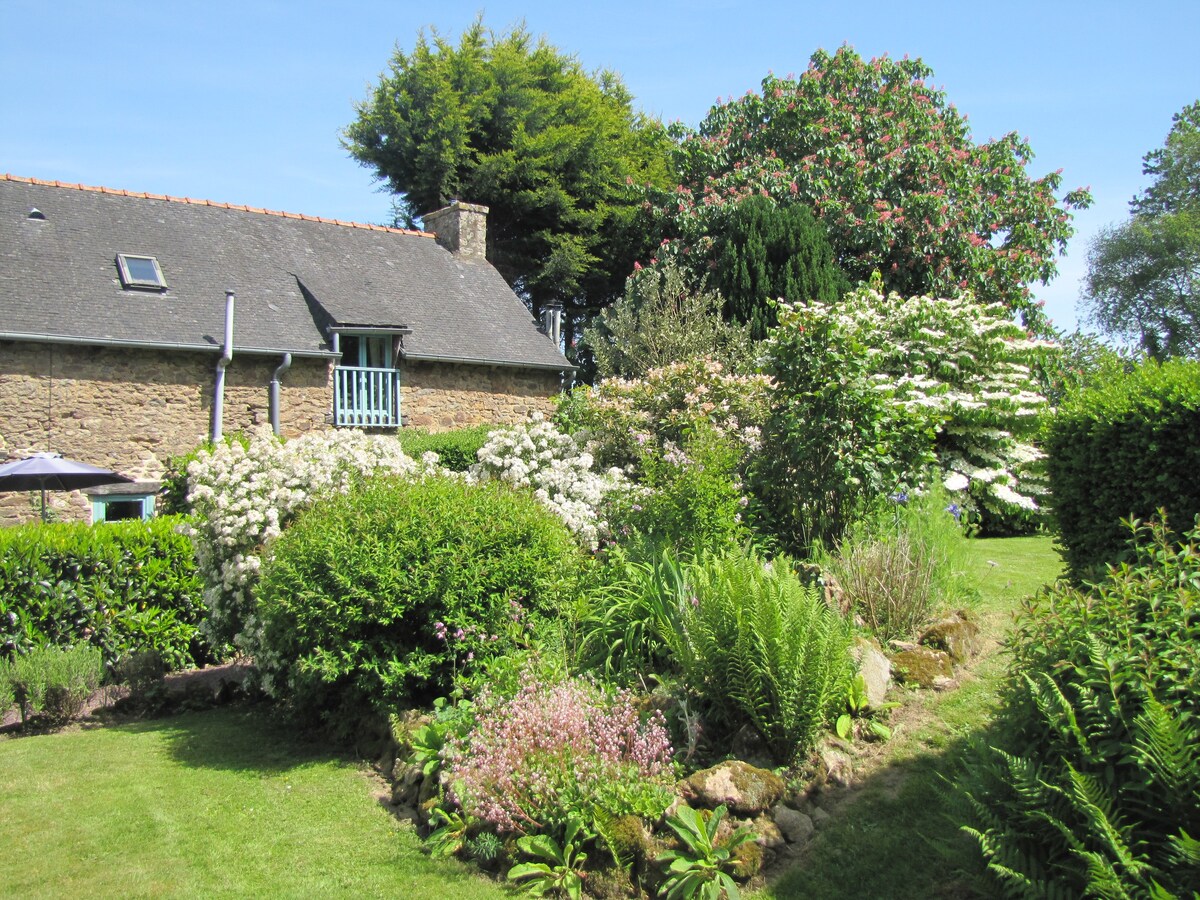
[959,516,1200,897]
[1044,357,1200,580]
[2,644,104,725]
[751,298,935,554]
[0,517,207,670]
[818,486,974,643]
[0,664,13,716]
[608,424,749,555]
[397,425,493,472]
[255,475,587,721]
[580,257,754,380]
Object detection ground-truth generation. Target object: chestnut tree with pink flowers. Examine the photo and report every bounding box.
[651,46,1092,326]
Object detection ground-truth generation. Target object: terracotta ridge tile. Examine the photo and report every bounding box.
[3,172,435,237]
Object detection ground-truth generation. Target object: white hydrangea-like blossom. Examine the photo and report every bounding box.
[777,284,1057,524]
[469,413,628,550]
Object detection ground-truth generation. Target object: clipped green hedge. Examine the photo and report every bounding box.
[1044,358,1200,580]
[256,475,586,722]
[397,425,493,472]
[0,516,208,670]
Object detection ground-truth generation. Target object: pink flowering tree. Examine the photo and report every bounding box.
[652,46,1092,326]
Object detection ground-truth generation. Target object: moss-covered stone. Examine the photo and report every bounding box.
[678,760,786,816]
[890,646,953,687]
[606,814,652,868]
[919,610,981,663]
[730,837,765,879]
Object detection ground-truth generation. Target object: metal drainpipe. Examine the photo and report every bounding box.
[211,290,235,442]
[269,352,292,436]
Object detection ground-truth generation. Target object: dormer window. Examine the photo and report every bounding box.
[116,253,167,290]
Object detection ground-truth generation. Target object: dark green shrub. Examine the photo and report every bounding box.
[2,644,104,725]
[1045,357,1200,580]
[0,516,208,670]
[959,516,1200,897]
[112,650,168,699]
[397,425,493,472]
[256,475,587,722]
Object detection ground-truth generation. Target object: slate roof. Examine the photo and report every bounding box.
[0,175,570,370]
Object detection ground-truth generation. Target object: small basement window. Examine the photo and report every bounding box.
[116,253,167,290]
[86,482,159,524]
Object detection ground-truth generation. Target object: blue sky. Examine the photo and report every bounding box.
[3,0,1197,332]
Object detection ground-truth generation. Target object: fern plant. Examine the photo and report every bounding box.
[673,547,855,764]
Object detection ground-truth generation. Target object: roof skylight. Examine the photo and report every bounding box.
[116,253,166,290]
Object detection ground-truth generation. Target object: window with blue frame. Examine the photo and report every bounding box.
[333,332,402,427]
[90,492,156,523]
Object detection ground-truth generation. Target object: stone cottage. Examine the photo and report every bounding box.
[0,175,571,524]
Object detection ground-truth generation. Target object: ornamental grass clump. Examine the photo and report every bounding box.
[442,676,675,839]
[819,485,975,643]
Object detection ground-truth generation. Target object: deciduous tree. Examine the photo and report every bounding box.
[653,47,1091,326]
[1082,101,1200,359]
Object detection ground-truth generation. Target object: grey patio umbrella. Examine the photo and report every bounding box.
[0,452,133,521]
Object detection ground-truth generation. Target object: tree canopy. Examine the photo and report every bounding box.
[1083,101,1200,360]
[344,20,674,335]
[649,47,1091,325]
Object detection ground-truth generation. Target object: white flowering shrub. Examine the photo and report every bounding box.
[185,427,444,654]
[469,414,628,550]
[807,282,1057,532]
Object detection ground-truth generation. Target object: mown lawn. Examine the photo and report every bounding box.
[0,707,504,899]
[0,536,1062,899]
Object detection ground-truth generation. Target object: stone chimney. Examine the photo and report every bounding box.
[424,201,489,261]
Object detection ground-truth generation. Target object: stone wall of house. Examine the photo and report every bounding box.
[0,343,565,524]
[399,361,563,430]
[0,342,330,525]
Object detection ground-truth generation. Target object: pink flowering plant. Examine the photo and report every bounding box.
[556,356,770,478]
[441,675,676,840]
[648,46,1091,326]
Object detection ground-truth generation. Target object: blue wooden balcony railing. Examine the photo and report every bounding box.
[333,366,400,427]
